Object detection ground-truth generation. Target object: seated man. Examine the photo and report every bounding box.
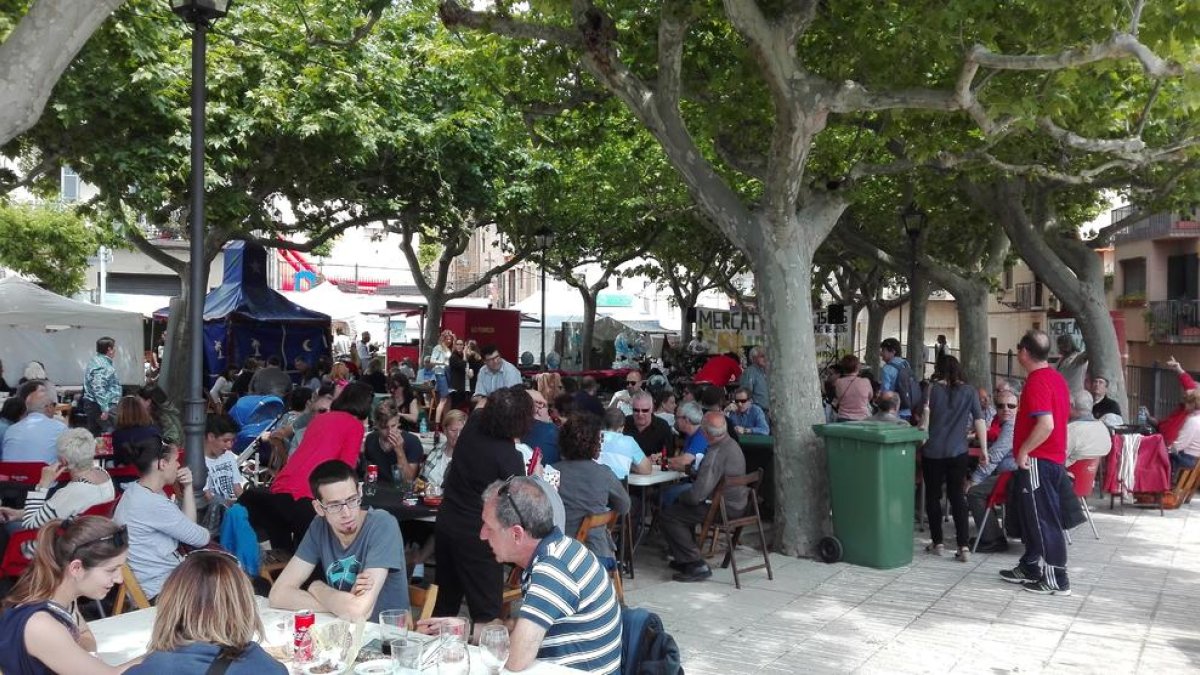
[473,476,621,674]
[269,460,409,622]
[1,380,67,463]
[1066,391,1113,466]
[598,407,651,480]
[727,387,770,435]
[1090,376,1122,420]
[607,371,643,416]
[664,402,708,472]
[967,389,1018,552]
[659,413,748,582]
[868,391,906,424]
[113,437,211,600]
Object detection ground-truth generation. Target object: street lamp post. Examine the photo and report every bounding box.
[534,227,555,371]
[901,202,927,366]
[170,0,231,495]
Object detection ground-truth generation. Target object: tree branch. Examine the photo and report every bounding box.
[439,0,582,48]
[126,226,186,274]
[307,5,384,48]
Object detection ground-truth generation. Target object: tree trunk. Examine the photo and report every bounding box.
[757,229,830,556]
[848,304,861,358]
[422,290,446,360]
[953,281,992,390]
[907,275,929,378]
[864,302,887,374]
[0,0,127,146]
[579,290,598,371]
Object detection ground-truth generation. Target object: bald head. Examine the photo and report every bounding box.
[702,411,728,440]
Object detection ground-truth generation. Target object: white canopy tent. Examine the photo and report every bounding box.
[0,277,143,386]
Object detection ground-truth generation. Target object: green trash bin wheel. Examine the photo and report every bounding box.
[818,536,843,564]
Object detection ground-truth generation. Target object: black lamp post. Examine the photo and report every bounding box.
[171,0,231,494]
[901,202,926,361]
[534,227,555,371]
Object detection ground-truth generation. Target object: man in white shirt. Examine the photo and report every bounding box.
[1065,391,1112,466]
[1,380,67,463]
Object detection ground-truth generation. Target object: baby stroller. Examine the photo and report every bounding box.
[228,395,286,468]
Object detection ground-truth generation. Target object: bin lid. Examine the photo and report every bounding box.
[813,421,928,444]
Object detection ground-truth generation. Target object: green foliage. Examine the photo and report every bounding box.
[0,202,98,295]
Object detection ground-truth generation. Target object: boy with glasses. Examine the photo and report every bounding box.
[269,460,408,622]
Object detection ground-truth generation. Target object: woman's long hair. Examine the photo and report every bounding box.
[147,551,262,659]
[3,517,128,608]
[940,355,965,388]
[115,395,154,429]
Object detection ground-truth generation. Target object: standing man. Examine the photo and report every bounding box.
[332,327,353,360]
[1000,330,1072,595]
[878,338,915,422]
[1090,376,1122,419]
[739,346,770,413]
[82,336,122,434]
[356,331,374,366]
[473,344,523,400]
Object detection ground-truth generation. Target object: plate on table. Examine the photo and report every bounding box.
[353,660,394,674]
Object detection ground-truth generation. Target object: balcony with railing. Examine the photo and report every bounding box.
[1112,210,1200,245]
[1147,300,1200,344]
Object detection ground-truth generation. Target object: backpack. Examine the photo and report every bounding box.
[621,607,684,675]
[892,360,921,412]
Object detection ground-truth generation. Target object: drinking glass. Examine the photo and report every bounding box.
[437,638,470,675]
[390,639,423,675]
[478,625,510,675]
[438,617,468,642]
[378,609,410,645]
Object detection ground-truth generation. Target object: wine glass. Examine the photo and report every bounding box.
[437,638,470,675]
[478,625,511,675]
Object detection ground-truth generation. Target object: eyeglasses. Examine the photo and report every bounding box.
[998,403,1018,409]
[498,477,528,531]
[633,407,652,413]
[319,495,363,514]
[735,398,750,404]
[68,525,128,561]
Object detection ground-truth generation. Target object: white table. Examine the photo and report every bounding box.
[91,597,579,674]
[628,467,685,487]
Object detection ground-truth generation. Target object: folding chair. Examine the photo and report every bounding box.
[701,469,773,590]
[572,511,625,604]
[971,472,1011,554]
[259,549,291,584]
[407,583,439,629]
[1066,458,1101,540]
[112,564,151,614]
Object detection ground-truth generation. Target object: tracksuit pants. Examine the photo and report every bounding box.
[1016,458,1069,589]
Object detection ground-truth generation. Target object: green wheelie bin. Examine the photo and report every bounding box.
[813,421,927,569]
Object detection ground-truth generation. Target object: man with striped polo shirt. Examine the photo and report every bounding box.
[999,329,1072,595]
[479,476,621,674]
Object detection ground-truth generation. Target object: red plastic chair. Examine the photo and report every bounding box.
[1067,457,1101,540]
[0,462,50,486]
[971,472,1012,554]
[0,497,121,579]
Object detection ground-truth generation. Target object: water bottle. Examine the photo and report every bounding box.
[419,411,428,434]
[1137,406,1149,427]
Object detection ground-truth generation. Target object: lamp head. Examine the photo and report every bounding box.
[533,226,555,250]
[170,0,232,25]
[901,203,926,239]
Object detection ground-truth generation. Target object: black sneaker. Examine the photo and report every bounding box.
[672,563,712,583]
[667,560,690,572]
[999,566,1037,584]
[1021,579,1072,596]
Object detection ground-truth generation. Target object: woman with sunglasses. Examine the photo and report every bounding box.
[127,551,284,674]
[0,517,138,674]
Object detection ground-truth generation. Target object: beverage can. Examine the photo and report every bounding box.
[293,610,315,661]
[367,464,378,482]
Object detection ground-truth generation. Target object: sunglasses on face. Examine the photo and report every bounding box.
[633,408,652,413]
[735,398,750,404]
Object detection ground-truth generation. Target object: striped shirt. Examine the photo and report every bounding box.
[519,528,622,674]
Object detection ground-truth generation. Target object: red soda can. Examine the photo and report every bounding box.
[293,610,315,660]
[660,453,669,471]
[366,464,378,482]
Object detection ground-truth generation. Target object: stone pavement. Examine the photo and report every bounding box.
[622,495,1200,674]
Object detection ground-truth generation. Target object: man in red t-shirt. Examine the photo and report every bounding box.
[1000,329,1072,595]
[693,352,743,387]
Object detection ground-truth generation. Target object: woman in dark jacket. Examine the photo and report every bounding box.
[431,386,530,622]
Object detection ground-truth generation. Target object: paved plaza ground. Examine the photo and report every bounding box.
[623,495,1200,674]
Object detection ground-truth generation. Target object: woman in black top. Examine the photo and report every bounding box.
[446,339,470,411]
[431,385,530,622]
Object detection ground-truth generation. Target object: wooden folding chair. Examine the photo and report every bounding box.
[1166,465,1200,509]
[112,564,151,614]
[407,583,439,629]
[572,511,625,605]
[499,566,523,620]
[259,549,291,584]
[703,469,773,590]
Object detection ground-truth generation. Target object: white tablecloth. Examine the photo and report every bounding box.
[628,467,685,487]
[91,597,580,673]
